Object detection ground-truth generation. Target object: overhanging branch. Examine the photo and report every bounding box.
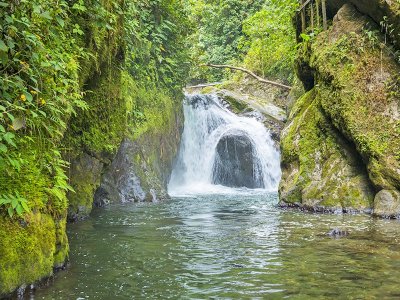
[200,64,292,90]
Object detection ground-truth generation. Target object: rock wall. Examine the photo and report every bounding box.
[280,3,400,215]
[94,99,183,206]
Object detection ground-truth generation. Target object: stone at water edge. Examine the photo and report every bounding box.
[373,190,400,218]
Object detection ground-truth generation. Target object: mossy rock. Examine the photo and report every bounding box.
[279,89,374,209]
[94,83,184,205]
[282,4,400,210]
[0,213,57,296]
[310,4,400,192]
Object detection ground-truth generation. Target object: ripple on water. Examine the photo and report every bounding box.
[33,192,400,299]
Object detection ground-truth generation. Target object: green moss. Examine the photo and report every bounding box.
[0,213,56,296]
[307,11,400,191]
[199,86,216,94]
[53,216,69,268]
[280,88,374,209]
[0,142,70,295]
[281,4,400,209]
[123,80,183,200]
[221,94,250,114]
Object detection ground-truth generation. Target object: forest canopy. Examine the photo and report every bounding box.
[187,0,298,84]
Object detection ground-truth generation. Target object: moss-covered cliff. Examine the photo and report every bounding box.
[0,0,189,297]
[280,3,400,215]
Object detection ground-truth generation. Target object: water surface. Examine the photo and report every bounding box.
[34,191,400,299]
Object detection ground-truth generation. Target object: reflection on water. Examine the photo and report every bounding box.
[34,192,400,299]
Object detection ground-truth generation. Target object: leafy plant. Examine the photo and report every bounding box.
[240,0,298,83]
[0,192,30,218]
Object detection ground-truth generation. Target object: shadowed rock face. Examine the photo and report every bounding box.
[212,133,264,188]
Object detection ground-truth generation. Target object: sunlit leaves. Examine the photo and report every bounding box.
[241,0,298,83]
[0,0,85,218]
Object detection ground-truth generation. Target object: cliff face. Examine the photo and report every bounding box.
[0,1,186,297]
[279,3,400,214]
[93,85,183,207]
[65,68,183,221]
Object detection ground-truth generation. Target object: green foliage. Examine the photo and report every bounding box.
[0,0,86,167]
[65,0,191,156]
[187,0,264,82]
[240,0,298,83]
[0,0,87,219]
[124,0,191,92]
[187,0,297,83]
[0,192,30,218]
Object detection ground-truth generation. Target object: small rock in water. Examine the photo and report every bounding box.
[327,228,349,237]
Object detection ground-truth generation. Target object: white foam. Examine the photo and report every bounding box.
[168,94,281,196]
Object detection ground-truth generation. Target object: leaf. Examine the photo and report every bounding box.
[56,16,65,28]
[5,15,13,24]
[11,197,18,209]
[12,117,25,131]
[24,92,33,102]
[16,204,23,216]
[6,112,14,121]
[40,11,52,20]
[0,39,8,52]
[7,207,13,218]
[3,132,16,147]
[21,201,30,212]
[7,39,15,50]
[0,143,7,153]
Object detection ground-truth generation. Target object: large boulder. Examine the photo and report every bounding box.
[212,133,264,188]
[280,4,400,211]
[327,0,400,52]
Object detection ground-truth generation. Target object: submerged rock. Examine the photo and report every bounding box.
[327,228,349,237]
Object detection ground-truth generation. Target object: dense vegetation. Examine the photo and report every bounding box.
[0,0,190,295]
[0,0,190,218]
[187,0,298,83]
[0,0,298,223]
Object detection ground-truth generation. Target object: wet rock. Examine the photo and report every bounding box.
[94,139,165,205]
[67,152,104,222]
[373,190,400,218]
[327,228,349,237]
[212,133,263,189]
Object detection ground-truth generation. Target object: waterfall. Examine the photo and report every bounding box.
[168,93,281,196]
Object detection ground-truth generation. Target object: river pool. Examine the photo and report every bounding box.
[32,190,400,299]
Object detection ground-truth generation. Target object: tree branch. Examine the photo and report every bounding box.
[200,64,292,90]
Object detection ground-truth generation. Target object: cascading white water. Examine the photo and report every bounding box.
[168,93,281,196]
